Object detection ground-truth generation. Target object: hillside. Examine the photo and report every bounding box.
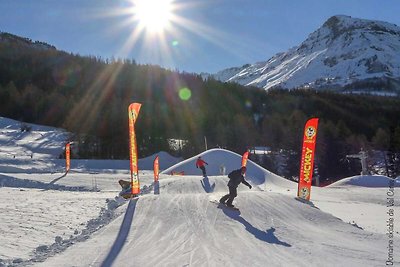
[0,30,399,183]
[0,32,56,51]
[0,116,180,174]
[213,15,400,94]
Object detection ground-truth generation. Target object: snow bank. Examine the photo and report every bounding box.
[328,175,400,187]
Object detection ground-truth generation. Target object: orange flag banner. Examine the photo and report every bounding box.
[297,118,319,201]
[241,151,249,168]
[154,155,159,183]
[128,103,142,195]
[65,142,71,173]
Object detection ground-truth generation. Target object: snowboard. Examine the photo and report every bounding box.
[119,189,138,199]
[209,200,240,211]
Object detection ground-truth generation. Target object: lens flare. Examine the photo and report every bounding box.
[179,87,191,101]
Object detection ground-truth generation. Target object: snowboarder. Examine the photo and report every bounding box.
[119,179,130,190]
[219,166,252,208]
[196,156,208,177]
[118,179,136,199]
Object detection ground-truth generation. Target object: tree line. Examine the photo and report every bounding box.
[0,34,399,182]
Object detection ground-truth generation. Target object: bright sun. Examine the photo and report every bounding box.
[103,0,226,68]
[133,0,173,33]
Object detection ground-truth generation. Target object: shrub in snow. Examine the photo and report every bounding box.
[12,258,23,264]
[106,198,120,210]
[36,245,49,252]
[55,236,63,244]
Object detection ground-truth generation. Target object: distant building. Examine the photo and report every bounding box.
[250,146,272,155]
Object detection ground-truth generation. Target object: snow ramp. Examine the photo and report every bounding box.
[37,175,388,267]
[161,148,296,189]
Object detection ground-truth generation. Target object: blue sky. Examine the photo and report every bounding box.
[0,0,399,73]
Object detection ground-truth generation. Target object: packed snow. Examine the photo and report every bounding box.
[0,116,399,266]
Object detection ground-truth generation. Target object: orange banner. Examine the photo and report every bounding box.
[297,118,319,200]
[128,103,142,195]
[65,143,70,173]
[241,151,249,168]
[154,155,159,182]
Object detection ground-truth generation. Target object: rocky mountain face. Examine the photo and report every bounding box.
[212,15,400,95]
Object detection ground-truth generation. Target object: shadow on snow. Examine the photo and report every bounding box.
[48,172,68,185]
[101,198,138,267]
[222,208,291,247]
[0,173,90,191]
[200,176,215,193]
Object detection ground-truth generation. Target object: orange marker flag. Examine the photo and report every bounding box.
[128,103,142,195]
[297,118,319,201]
[241,151,249,168]
[154,155,159,183]
[65,142,71,173]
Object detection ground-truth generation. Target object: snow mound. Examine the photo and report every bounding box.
[328,175,400,187]
[139,151,182,170]
[161,148,296,188]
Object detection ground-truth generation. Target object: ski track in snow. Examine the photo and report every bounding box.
[29,176,398,267]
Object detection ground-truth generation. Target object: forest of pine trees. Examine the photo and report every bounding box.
[0,32,399,182]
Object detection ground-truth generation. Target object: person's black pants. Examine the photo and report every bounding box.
[200,166,206,177]
[219,186,237,205]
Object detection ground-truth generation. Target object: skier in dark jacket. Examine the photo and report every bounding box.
[219,166,252,207]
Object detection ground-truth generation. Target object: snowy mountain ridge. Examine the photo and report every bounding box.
[212,15,400,94]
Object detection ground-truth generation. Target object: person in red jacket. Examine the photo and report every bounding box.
[196,156,208,177]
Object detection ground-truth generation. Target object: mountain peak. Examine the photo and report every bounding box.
[323,14,351,27]
[320,15,400,40]
[322,15,351,39]
[213,15,400,95]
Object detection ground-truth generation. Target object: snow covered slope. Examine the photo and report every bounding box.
[0,116,69,160]
[1,118,399,266]
[34,175,393,267]
[213,15,400,94]
[0,117,179,173]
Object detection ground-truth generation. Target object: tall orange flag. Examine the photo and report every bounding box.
[154,155,159,183]
[128,103,142,195]
[241,151,249,168]
[65,142,71,173]
[297,118,319,201]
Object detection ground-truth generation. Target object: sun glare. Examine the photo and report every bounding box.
[99,0,236,72]
[133,0,173,33]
